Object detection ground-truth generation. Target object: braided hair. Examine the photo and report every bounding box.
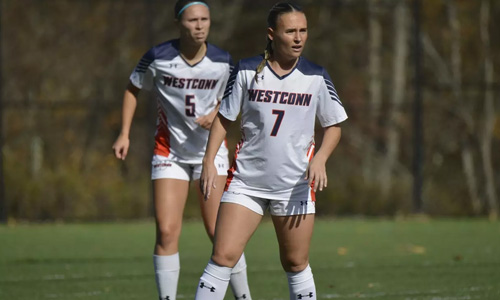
[255,2,303,82]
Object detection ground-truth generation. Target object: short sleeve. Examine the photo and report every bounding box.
[216,54,234,102]
[219,61,244,121]
[316,69,348,127]
[129,47,156,91]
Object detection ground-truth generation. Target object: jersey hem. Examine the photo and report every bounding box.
[322,115,348,128]
[225,185,311,201]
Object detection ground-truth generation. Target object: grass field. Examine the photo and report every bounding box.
[1,218,499,299]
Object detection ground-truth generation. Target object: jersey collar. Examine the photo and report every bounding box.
[265,57,301,80]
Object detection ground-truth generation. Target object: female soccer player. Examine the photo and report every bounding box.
[195,2,347,299]
[112,1,251,299]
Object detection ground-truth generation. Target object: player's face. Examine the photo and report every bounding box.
[177,4,211,46]
[268,12,308,62]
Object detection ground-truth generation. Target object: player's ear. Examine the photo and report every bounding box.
[267,27,274,42]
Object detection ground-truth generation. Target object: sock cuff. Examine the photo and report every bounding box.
[204,259,232,281]
[231,253,248,274]
[286,264,313,285]
[153,253,180,271]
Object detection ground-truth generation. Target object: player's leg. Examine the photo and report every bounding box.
[193,151,230,240]
[195,179,253,300]
[193,175,225,241]
[194,158,253,299]
[195,196,264,300]
[152,156,191,300]
[154,178,190,254]
[153,178,189,300]
[271,200,316,300]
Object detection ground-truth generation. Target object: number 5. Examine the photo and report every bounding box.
[185,95,195,117]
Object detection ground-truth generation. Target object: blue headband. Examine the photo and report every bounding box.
[177,2,209,18]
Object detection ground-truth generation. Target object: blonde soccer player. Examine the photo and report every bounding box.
[195,2,347,299]
[112,1,251,299]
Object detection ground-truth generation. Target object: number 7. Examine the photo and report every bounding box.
[271,110,285,137]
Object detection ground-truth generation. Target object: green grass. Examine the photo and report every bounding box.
[1,218,499,299]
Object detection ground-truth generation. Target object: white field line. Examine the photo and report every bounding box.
[2,271,146,283]
[44,292,195,299]
[320,286,492,299]
[40,286,493,299]
[2,268,491,299]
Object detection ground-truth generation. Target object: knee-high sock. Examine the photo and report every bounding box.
[195,259,231,300]
[286,265,316,300]
[229,253,252,299]
[153,253,180,300]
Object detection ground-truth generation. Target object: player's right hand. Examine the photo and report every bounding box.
[112,134,130,160]
[200,162,217,200]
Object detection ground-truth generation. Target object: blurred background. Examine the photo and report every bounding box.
[0,0,498,222]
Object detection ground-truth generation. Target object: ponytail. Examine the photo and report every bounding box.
[255,38,273,82]
[254,2,302,82]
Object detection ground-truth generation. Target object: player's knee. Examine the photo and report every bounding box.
[211,250,240,268]
[155,222,181,245]
[280,255,309,273]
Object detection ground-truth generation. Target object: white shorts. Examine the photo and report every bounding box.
[151,154,229,181]
[221,191,316,216]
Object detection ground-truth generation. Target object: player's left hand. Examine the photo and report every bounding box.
[195,110,217,130]
[195,115,212,130]
[305,157,327,192]
[200,162,218,200]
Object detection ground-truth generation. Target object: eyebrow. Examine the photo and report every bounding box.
[187,16,209,20]
[285,27,307,31]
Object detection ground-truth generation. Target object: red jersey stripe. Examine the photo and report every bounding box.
[225,138,244,191]
[154,104,171,157]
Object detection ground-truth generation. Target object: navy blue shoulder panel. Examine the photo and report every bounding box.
[237,55,265,71]
[221,55,261,100]
[134,39,179,73]
[296,56,325,76]
[152,39,180,61]
[296,57,343,105]
[206,43,232,64]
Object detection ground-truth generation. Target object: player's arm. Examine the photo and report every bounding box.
[195,100,221,130]
[112,82,141,160]
[200,112,232,199]
[306,124,341,192]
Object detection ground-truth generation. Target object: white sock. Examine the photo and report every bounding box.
[195,259,232,300]
[153,253,180,300]
[229,253,252,299]
[286,265,316,300]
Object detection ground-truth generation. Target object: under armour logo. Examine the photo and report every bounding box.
[300,201,308,206]
[297,292,314,299]
[167,64,178,68]
[159,296,170,300]
[199,282,216,292]
[235,294,247,299]
[256,74,264,80]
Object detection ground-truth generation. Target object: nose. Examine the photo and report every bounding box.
[294,32,301,43]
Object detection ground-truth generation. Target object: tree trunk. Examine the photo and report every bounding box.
[365,0,383,182]
[479,0,498,220]
[380,1,409,197]
[421,33,451,86]
[447,0,481,213]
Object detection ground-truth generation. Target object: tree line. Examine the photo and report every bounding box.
[1,0,499,221]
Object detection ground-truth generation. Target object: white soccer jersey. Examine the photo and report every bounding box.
[220,55,348,200]
[130,39,232,163]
